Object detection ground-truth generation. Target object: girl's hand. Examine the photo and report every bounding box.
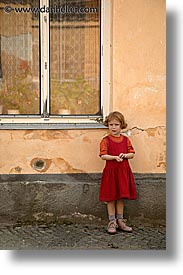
[115,156,123,162]
[119,153,125,159]
[119,153,135,160]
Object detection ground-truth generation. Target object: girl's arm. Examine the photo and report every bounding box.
[101,154,123,162]
[119,153,135,159]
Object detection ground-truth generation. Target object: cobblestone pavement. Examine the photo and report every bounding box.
[0,223,166,250]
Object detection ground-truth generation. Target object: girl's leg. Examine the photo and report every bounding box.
[107,200,116,221]
[106,201,117,234]
[116,199,124,218]
[116,199,132,232]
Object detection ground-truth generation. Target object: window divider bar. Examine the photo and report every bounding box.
[101,0,111,119]
[40,0,50,117]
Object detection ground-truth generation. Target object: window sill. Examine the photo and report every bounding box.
[0,116,105,130]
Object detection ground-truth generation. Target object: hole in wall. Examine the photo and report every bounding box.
[33,159,46,171]
[31,158,52,172]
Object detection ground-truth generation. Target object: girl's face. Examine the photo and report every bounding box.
[108,119,121,137]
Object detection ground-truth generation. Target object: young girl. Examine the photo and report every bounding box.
[99,111,136,234]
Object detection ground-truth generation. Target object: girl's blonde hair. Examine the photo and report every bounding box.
[103,111,127,129]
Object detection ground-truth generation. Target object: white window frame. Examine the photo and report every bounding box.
[101,0,111,119]
[40,0,50,118]
[0,0,111,128]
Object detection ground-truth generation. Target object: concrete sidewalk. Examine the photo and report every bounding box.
[0,222,166,250]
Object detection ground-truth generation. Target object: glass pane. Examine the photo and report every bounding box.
[50,0,100,115]
[0,0,40,115]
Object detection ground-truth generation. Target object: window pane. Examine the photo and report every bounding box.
[0,0,40,115]
[50,0,100,115]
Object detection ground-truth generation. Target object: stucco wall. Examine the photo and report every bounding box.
[113,0,166,126]
[112,0,166,173]
[0,0,166,174]
[0,129,105,174]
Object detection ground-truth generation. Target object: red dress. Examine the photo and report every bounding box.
[99,135,136,201]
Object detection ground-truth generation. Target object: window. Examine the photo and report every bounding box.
[0,0,111,127]
[49,0,100,116]
[0,0,40,115]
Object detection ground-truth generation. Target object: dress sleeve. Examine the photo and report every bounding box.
[99,138,108,156]
[127,138,135,153]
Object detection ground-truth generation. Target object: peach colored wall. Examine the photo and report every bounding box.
[0,129,106,174]
[0,0,166,174]
[112,0,166,172]
[112,0,166,127]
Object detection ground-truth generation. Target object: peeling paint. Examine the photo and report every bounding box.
[53,158,84,173]
[9,166,22,174]
[24,130,72,141]
[82,136,92,143]
[157,162,166,169]
[146,128,158,137]
[125,126,166,137]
